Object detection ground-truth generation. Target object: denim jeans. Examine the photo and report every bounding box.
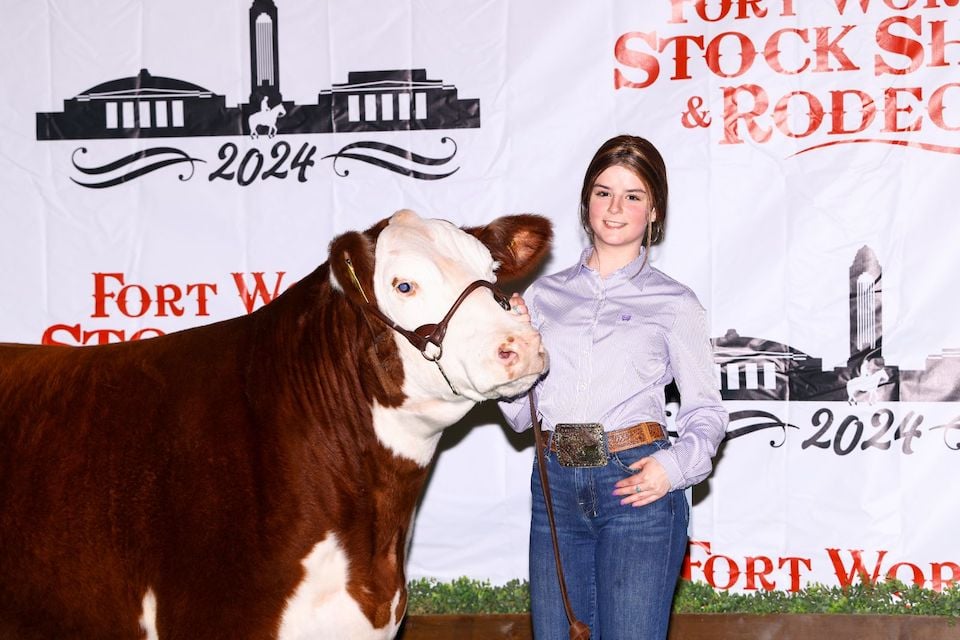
[529,439,689,640]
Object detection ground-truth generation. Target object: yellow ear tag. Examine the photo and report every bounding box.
[343,256,370,304]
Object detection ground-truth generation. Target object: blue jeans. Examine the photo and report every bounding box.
[529,439,689,640]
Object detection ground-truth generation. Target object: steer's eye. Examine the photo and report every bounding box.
[395,281,415,295]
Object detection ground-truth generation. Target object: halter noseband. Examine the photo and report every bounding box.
[344,258,511,395]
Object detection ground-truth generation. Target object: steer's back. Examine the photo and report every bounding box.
[0,321,308,639]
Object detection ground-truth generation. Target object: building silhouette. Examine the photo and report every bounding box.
[36,1,480,140]
[713,246,960,402]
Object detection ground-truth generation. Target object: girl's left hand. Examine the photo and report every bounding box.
[612,456,671,507]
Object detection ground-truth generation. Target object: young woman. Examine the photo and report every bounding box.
[500,135,728,639]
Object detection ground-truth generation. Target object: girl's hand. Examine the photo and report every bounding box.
[612,456,671,507]
[509,293,530,322]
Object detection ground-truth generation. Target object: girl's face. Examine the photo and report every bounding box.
[587,164,654,255]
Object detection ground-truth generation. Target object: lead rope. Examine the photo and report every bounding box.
[529,390,591,640]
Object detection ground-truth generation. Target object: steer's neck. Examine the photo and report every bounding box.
[370,397,474,468]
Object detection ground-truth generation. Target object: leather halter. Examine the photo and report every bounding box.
[343,257,511,395]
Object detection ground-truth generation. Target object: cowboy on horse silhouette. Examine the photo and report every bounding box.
[249,97,286,139]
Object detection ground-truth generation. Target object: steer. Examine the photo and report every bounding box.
[0,209,551,640]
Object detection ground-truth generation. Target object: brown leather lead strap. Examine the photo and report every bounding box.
[528,390,591,640]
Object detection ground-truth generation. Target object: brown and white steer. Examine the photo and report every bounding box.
[0,210,551,640]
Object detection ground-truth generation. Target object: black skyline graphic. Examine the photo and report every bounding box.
[35,0,480,142]
[712,246,960,403]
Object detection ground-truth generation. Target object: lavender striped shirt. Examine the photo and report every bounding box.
[500,248,728,491]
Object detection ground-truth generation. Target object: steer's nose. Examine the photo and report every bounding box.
[498,344,519,367]
[497,331,543,371]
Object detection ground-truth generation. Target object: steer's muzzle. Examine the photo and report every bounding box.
[492,328,548,398]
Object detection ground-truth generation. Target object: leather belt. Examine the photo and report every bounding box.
[549,421,665,455]
[606,422,666,452]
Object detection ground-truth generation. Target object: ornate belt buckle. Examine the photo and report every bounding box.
[554,423,607,468]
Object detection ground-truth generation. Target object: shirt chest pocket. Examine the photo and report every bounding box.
[613,319,668,382]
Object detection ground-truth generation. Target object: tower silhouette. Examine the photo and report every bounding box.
[848,246,882,369]
[249,0,283,108]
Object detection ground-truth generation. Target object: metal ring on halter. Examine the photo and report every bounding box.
[421,344,443,362]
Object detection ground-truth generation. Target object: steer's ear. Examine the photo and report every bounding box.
[329,229,379,306]
[468,214,553,283]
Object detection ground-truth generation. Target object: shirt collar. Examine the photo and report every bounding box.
[565,246,651,283]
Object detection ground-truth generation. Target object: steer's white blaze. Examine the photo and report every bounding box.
[372,211,548,404]
[278,534,403,640]
[138,589,158,640]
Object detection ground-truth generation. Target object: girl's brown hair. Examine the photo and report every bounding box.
[578,135,668,246]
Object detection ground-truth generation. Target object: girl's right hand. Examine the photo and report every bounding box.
[509,293,530,323]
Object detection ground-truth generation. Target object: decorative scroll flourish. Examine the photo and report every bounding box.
[322,137,459,180]
[71,147,205,188]
[929,414,960,451]
[792,138,960,157]
[725,410,800,448]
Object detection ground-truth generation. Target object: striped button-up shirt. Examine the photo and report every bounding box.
[500,248,728,491]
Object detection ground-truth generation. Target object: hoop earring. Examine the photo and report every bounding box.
[650,220,663,244]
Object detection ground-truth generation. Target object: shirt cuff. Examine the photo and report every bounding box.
[650,448,686,491]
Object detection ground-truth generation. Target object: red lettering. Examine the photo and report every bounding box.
[779,557,812,593]
[657,34,706,81]
[42,323,82,346]
[745,556,776,591]
[232,272,288,313]
[829,89,877,134]
[90,273,218,319]
[929,20,960,67]
[155,283,184,317]
[705,31,756,77]
[929,83,960,131]
[116,283,150,318]
[41,323,164,346]
[931,562,960,591]
[614,31,662,89]
[773,91,824,138]
[704,554,741,590]
[739,0,769,17]
[92,272,125,318]
[618,21,865,91]
[827,548,888,587]
[682,540,712,581]
[831,0,872,13]
[668,0,692,23]
[875,15,925,76]
[684,541,811,592]
[83,328,132,344]
[814,25,860,72]
[718,82,960,144]
[668,0,733,23]
[720,84,772,144]
[186,283,217,316]
[129,328,164,341]
[885,561,925,587]
[764,28,811,74]
[883,86,923,132]
[667,0,777,23]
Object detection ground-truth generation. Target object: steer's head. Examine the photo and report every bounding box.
[331,210,551,407]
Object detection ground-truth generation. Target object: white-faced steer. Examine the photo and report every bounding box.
[0,210,551,640]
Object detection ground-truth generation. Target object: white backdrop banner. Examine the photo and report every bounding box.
[2,0,959,593]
